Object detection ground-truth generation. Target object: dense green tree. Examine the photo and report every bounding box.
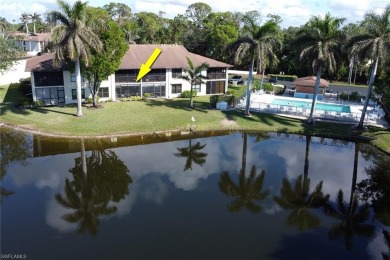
[183,2,212,55]
[173,136,208,171]
[49,0,103,117]
[229,15,282,115]
[349,4,390,129]
[135,12,162,43]
[0,37,24,74]
[179,57,209,108]
[82,7,129,107]
[168,14,189,44]
[203,12,239,60]
[297,13,345,124]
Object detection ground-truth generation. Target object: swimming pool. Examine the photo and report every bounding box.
[271,98,351,113]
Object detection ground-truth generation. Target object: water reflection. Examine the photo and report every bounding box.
[0,128,32,202]
[2,127,390,259]
[219,133,270,213]
[55,139,132,236]
[357,146,390,226]
[324,143,375,249]
[173,135,208,171]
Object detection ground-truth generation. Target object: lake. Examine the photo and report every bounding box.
[1,128,389,260]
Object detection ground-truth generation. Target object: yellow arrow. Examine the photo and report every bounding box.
[136,48,162,81]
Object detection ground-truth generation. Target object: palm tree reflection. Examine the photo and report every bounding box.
[56,139,132,236]
[173,134,208,171]
[219,133,270,213]
[274,175,329,231]
[324,143,375,249]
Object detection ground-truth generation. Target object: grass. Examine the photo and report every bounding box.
[1,83,389,153]
[329,81,368,87]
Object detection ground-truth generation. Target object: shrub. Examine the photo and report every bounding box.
[339,92,348,101]
[19,80,32,95]
[226,90,234,95]
[350,91,361,102]
[34,100,44,107]
[210,95,219,108]
[84,97,93,104]
[143,93,152,99]
[131,95,142,101]
[180,90,197,98]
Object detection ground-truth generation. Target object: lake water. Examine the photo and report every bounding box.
[1,128,390,260]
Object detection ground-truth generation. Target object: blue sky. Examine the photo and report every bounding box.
[0,0,388,28]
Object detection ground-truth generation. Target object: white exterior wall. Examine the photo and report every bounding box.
[31,67,229,105]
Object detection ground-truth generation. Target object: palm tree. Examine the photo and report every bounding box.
[0,17,10,37]
[30,13,41,34]
[229,16,282,115]
[173,135,208,171]
[20,13,30,34]
[297,13,345,124]
[179,57,208,108]
[349,5,390,129]
[273,175,330,231]
[49,0,103,117]
[219,133,270,213]
[324,143,375,249]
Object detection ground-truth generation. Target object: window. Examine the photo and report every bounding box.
[72,89,85,100]
[206,81,225,94]
[99,88,109,98]
[207,68,226,79]
[71,73,85,82]
[171,84,182,94]
[172,69,182,78]
[193,84,201,92]
[35,87,65,105]
[34,72,64,86]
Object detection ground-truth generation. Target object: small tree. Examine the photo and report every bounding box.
[179,57,208,108]
[82,7,129,107]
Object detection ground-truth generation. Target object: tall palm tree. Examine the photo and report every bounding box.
[179,57,208,108]
[30,13,41,34]
[229,16,282,115]
[273,175,330,231]
[20,13,30,34]
[297,13,345,124]
[173,135,208,171]
[219,133,270,213]
[349,5,390,129]
[49,0,103,117]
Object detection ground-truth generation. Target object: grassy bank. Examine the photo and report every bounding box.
[1,83,389,153]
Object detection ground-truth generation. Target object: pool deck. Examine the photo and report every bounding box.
[233,93,389,128]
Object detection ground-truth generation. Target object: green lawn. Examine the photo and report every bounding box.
[329,81,368,87]
[1,83,389,153]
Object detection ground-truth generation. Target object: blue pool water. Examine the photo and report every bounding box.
[271,98,351,113]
